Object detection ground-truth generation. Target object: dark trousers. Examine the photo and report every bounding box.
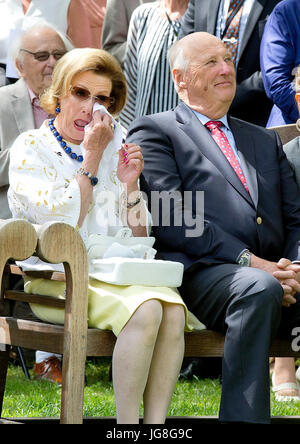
[180,264,300,424]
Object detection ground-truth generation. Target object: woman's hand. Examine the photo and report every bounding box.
[117,143,144,186]
[83,109,114,157]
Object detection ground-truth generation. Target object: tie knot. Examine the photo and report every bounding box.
[205,120,223,132]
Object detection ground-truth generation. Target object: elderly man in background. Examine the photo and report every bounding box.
[127,32,300,423]
[0,21,72,384]
[102,0,152,66]
[0,1,92,84]
[0,22,72,220]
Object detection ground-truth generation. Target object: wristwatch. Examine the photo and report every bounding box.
[237,249,251,267]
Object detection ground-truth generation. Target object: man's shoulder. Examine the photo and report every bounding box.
[229,115,277,137]
[130,107,178,129]
[284,136,300,156]
[0,79,26,95]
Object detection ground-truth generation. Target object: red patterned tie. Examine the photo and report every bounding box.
[205,120,249,192]
[223,0,245,64]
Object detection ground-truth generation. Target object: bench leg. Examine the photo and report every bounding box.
[60,353,86,424]
[0,347,10,417]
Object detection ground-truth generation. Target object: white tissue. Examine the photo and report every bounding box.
[80,103,122,162]
[103,242,157,260]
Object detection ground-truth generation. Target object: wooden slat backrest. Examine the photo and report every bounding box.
[268,123,299,145]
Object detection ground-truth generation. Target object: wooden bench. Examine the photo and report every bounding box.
[0,219,299,424]
[269,123,299,145]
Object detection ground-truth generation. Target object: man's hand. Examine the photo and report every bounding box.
[250,255,300,307]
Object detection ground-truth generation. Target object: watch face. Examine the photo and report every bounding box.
[239,252,251,266]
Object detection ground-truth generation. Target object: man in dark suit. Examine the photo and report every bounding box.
[179,0,282,127]
[126,32,300,423]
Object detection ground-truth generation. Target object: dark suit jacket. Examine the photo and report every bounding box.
[127,102,300,271]
[179,0,282,127]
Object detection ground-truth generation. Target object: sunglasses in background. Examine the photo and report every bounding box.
[69,86,115,108]
[20,49,66,62]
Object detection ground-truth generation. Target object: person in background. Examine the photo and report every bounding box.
[126,32,300,423]
[276,66,300,402]
[0,21,73,221]
[179,0,282,127]
[80,0,107,48]
[0,21,72,384]
[102,0,152,67]
[260,0,300,128]
[0,0,92,84]
[119,0,189,130]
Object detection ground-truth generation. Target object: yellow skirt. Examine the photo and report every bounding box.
[24,277,205,337]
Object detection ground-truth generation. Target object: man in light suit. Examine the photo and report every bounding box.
[102,0,152,67]
[0,22,71,219]
[126,32,300,423]
[179,0,282,127]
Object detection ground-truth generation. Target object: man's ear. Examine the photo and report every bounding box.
[15,58,25,77]
[172,68,187,90]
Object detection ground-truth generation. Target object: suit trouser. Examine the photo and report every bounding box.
[180,264,300,423]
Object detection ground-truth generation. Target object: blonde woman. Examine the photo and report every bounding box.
[8,48,201,424]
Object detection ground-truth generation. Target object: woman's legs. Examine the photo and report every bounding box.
[112,300,185,424]
[143,303,185,424]
[112,299,163,424]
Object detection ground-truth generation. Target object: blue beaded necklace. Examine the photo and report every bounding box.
[49,118,84,163]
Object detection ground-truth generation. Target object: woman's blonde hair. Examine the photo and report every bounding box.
[40,48,127,117]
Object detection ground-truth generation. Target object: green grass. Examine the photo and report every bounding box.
[2,358,300,419]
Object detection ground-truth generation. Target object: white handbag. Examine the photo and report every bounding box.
[87,228,184,287]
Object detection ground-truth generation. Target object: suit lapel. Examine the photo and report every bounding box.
[228,117,258,208]
[10,79,35,134]
[175,103,256,207]
[238,0,267,60]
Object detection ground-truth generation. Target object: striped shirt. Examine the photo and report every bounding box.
[119,3,181,129]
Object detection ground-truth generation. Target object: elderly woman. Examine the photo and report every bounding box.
[8,48,200,424]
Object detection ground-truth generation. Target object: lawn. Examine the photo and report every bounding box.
[2,358,300,420]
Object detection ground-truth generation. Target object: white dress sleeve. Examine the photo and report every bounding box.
[8,130,81,227]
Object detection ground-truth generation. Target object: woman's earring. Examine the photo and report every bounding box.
[55,103,61,114]
[296,118,300,132]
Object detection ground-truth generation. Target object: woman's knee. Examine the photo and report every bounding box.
[161,303,186,340]
[129,299,163,344]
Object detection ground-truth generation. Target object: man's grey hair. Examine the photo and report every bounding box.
[10,19,74,67]
[168,40,190,73]
[168,40,190,92]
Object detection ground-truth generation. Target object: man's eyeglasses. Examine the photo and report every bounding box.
[69,86,115,108]
[20,49,66,62]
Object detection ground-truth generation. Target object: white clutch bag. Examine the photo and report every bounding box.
[87,228,184,287]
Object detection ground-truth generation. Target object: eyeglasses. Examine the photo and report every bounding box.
[20,49,66,62]
[69,86,115,108]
